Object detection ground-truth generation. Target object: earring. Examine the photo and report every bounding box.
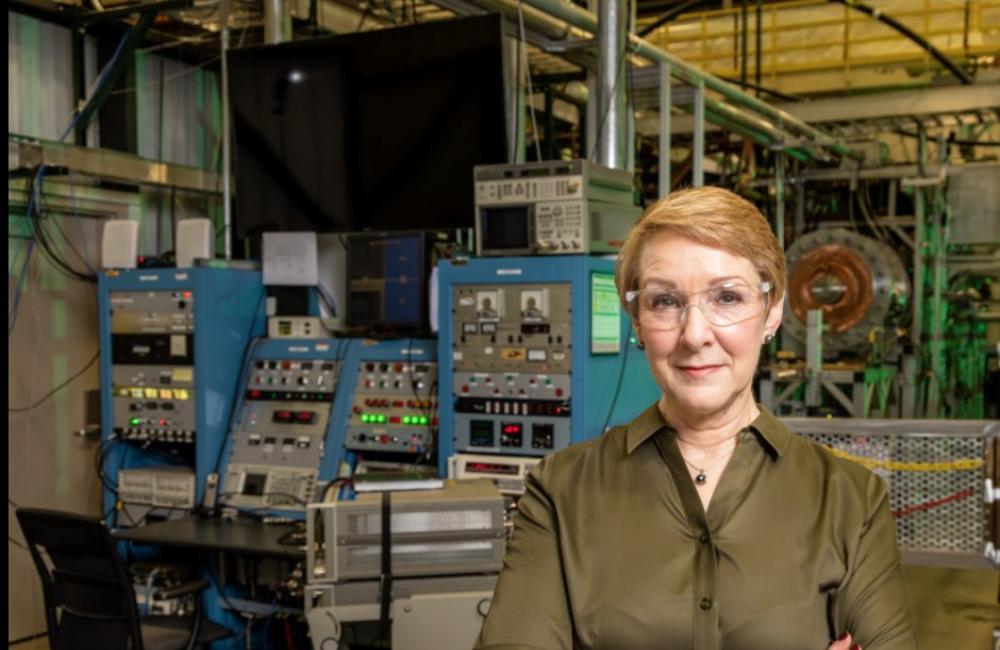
[763,333,773,344]
[637,340,646,350]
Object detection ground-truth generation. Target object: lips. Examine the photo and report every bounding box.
[677,364,723,378]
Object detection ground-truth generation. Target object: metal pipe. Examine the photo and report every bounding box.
[774,151,784,249]
[264,0,292,44]
[220,0,232,258]
[519,0,862,159]
[432,0,787,150]
[597,0,628,169]
[658,62,671,195]
[692,79,704,186]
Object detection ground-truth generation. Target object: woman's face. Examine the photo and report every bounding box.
[633,231,783,418]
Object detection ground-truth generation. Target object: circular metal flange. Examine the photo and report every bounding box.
[783,228,910,353]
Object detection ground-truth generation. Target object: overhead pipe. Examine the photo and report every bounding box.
[519,0,862,159]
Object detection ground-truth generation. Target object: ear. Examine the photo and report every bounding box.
[763,294,784,338]
[632,320,644,348]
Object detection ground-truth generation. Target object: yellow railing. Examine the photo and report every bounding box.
[642,0,1000,94]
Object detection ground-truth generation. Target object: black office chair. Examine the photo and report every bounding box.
[15,507,231,650]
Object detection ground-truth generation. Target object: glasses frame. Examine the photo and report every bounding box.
[625,280,772,331]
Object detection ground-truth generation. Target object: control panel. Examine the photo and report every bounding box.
[345,360,438,454]
[109,291,197,443]
[437,256,660,473]
[451,283,572,455]
[221,356,341,511]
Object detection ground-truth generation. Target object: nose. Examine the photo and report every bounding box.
[678,302,715,349]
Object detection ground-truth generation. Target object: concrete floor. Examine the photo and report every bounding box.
[903,564,1000,649]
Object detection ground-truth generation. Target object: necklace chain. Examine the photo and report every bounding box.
[678,433,740,486]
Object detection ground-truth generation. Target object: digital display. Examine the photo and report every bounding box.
[520,323,550,335]
[500,422,523,448]
[470,420,494,447]
[465,462,519,476]
[242,473,267,496]
[532,423,555,449]
[481,206,531,250]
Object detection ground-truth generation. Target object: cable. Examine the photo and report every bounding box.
[8,351,99,413]
[893,128,1000,148]
[892,486,976,518]
[599,333,632,434]
[211,290,268,478]
[637,0,709,37]
[96,436,121,497]
[829,0,972,85]
[212,335,264,476]
[8,167,42,334]
[8,631,48,647]
[108,56,223,97]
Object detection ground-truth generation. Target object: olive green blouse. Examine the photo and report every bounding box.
[475,403,917,650]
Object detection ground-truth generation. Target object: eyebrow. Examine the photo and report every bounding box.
[641,275,748,289]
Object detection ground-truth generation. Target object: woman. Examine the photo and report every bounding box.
[475,187,916,650]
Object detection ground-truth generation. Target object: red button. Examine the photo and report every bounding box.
[462,385,469,393]
[394,363,403,372]
[249,390,261,399]
[353,406,361,414]
[555,388,563,397]
[390,416,401,424]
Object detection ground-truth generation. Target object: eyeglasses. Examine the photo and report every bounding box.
[625,281,771,330]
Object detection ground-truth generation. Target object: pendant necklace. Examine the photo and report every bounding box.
[678,439,738,486]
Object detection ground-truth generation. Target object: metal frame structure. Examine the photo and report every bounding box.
[783,417,999,569]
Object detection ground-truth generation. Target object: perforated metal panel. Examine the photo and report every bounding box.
[782,418,999,568]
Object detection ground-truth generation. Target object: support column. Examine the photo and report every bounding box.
[658,62,672,196]
[264,0,292,44]
[596,0,628,169]
[692,79,705,187]
[221,0,233,258]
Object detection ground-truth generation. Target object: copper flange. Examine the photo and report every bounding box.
[788,244,873,334]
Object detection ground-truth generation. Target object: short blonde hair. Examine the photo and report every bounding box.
[615,187,786,314]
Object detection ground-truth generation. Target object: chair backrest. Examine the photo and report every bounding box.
[15,508,144,650]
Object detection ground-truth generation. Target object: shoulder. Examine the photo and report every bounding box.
[526,425,628,497]
[784,432,889,517]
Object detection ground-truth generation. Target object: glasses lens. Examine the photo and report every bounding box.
[703,284,762,326]
[637,284,765,329]
[638,290,685,329]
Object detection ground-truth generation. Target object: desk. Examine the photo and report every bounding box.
[114,516,304,560]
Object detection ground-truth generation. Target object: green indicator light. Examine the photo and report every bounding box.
[402,416,411,425]
[422,416,429,425]
[130,417,141,426]
[379,415,386,423]
[362,414,370,423]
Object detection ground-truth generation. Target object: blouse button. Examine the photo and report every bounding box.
[700,597,713,610]
[699,531,710,544]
